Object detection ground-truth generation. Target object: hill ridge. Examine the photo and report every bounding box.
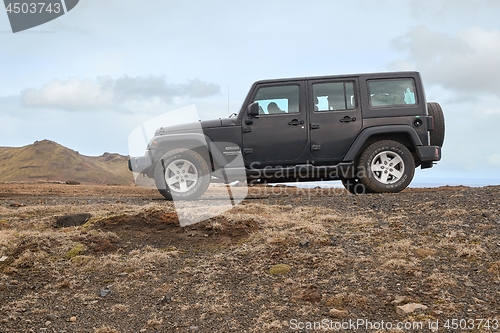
[0,140,133,185]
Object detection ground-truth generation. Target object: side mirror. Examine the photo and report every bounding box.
[247,102,259,118]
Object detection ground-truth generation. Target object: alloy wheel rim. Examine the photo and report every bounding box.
[370,151,405,185]
[164,159,198,193]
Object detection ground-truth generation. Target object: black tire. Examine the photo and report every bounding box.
[427,102,445,147]
[358,140,415,193]
[341,178,371,195]
[153,148,210,201]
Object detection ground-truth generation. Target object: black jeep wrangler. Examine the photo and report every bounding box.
[129,71,444,199]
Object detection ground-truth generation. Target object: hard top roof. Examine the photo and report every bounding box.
[253,71,420,85]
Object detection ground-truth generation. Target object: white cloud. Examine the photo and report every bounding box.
[483,108,500,115]
[22,77,114,110]
[21,76,220,111]
[390,26,500,97]
[407,0,500,18]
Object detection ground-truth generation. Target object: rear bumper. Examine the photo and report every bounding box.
[416,145,441,169]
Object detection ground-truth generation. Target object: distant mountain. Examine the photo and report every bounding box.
[0,140,134,185]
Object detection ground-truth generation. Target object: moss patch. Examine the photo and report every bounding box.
[66,244,85,259]
[269,264,291,275]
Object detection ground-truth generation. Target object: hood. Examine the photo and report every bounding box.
[155,118,236,135]
[154,119,227,136]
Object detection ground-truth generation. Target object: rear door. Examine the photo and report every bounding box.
[308,78,362,161]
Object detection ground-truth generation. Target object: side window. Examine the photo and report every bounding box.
[368,78,417,107]
[253,85,299,115]
[313,81,356,112]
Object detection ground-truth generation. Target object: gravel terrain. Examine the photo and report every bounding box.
[0,182,499,332]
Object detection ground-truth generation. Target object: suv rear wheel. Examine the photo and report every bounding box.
[154,148,211,201]
[358,140,415,193]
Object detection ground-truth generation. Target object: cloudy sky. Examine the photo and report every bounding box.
[1,0,500,186]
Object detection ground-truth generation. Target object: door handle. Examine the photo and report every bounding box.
[340,116,356,123]
[288,119,304,126]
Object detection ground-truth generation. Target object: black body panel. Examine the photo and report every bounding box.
[130,71,442,185]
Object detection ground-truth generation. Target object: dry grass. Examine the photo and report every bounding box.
[414,248,438,258]
[488,261,500,275]
[94,326,119,333]
[0,183,499,332]
[424,272,457,288]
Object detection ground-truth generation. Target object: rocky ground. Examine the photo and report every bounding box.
[0,182,499,332]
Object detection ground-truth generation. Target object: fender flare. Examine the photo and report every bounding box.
[343,125,423,161]
[153,133,228,169]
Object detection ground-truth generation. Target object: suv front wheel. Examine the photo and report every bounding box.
[358,140,415,193]
[154,148,211,201]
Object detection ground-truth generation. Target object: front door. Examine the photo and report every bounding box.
[308,79,362,161]
[242,82,308,166]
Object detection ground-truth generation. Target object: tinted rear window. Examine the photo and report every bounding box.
[368,78,417,107]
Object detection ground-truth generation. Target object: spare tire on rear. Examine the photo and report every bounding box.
[427,102,445,147]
